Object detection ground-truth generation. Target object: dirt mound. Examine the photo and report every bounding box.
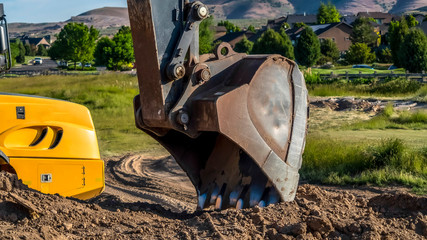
[0,155,426,239]
[310,97,382,112]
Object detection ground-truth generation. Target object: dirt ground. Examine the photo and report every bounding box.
[0,153,426,240]
[0,97,425,239]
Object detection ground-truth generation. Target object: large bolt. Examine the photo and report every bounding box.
[168,63,185,80]
[177,110,190,125]
[198,68,211,83]
[198,6,208,18]
[194,4,208,20]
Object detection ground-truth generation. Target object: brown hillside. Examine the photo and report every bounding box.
[206,0,425,19]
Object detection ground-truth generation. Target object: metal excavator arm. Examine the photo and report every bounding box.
[128,0,308,210]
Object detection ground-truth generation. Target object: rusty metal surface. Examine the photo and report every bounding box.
[130,0,308,210]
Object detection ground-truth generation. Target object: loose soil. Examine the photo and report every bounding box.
[1,154,426,240]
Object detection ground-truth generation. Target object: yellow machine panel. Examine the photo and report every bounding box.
[0,93,104,200]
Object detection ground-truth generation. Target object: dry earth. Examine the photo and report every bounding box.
[0,152,426,239]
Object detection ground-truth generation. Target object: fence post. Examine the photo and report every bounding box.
[422,71,426,82]
[374,71,378,81]
[406,70,409,80]
[345,71,349,81]
[359,71,362,79]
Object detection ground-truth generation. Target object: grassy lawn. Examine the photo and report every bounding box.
[311,67,406,75]
[305,106,426,194]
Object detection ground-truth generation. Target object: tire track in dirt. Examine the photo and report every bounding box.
[102,154,197,213]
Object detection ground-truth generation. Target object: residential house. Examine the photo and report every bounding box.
[266,14,317,31]
[287,22,353,52]
[19,35,51,49]
[213,26,227,39]
[215,31,257,48]
[356,12,396,25]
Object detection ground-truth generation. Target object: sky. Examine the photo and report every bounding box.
[2,0,128,23]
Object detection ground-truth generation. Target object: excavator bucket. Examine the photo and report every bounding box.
[128,0,308,210]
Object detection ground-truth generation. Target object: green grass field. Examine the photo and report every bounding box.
[0,74,425,192]
[311,67,406,75]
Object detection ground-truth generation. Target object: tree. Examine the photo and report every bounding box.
[295,27,321,67]
[388,19,409,67]
[294,22,307,28]
[94,37,115,66]
[344,43,376,64]
[94,26,134,70]
[36,45,48,56]
[317,2,341,24]
[281,22,290,31]
[320,38,340,63]
[24,43,35,56]
[49,22,99,69]
[405,15,419,28]
[199,16,214,54]
[350,17,378,46]
[247,25,256,33]
[234,36,253,54]
[375,46,393,63]
[398,28,427,72]
[109,26,134,70]
[252,29,294,59]
[10,39,25,63]
[218,20,241,33]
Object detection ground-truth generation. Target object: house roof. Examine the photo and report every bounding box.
[19,36,50,46]
[285,14,317,25]
[286,22,353,40]
[419,21,427,35]
[215,31,257,48]
[357,12,396,24]
[341,15,357,25]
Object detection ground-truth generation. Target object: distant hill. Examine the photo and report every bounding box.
[9,7,129,38]
[8,1,426,38]
[206,0,426,19]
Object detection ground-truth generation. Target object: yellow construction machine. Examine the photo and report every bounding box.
[0,4,104,200]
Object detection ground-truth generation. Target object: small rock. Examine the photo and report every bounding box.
[50,209,57,215]
[253,206,261,213]
[290,223,307,236]
[347,223,362,234]
[250,213,264,225]
[63,222,73,231]
[307,216,333,234]
[266,228,277,239]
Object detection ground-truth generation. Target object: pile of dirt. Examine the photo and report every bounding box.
[310,97,382,112]
[0,163,426,239]
[310,97,426,112]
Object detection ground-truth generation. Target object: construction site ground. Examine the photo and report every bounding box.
[0,154,426,240]
[0,97,426,239]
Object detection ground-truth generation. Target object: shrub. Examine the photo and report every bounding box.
[366,138,405,169]
[370,78,422,94]
[345,43,376,64]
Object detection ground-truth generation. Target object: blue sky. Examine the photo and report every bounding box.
[3,0,128,23]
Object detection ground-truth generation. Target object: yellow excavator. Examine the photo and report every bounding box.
[0,4,104,200]
[0,0,308,210]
